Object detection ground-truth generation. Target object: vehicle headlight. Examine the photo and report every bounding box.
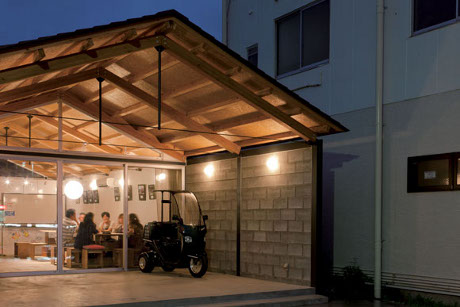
[184,236,192,243]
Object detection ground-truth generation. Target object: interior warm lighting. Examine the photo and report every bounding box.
[90,179,98,191]
[204,164,215,177]
[38,189,43,194]
[64,180,84,200]
[5,179,10,185]
[118,178,124,187]
[24,179,29,185]
[266,156,279,171]
[157,173,166,181]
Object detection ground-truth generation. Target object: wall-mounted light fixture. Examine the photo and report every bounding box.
[24,179,29,185]
[157,173,166,181]
[5,179,10,185]
[266,156,279,171]
[204,164,215,177]
[64,180,84,200]
[90,179,97,191]
[118,177,124,187]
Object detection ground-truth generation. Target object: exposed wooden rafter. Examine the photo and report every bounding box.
[62,92,184,161]
[102,69,241,154]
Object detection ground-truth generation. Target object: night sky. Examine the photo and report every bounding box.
[0,0,222,46]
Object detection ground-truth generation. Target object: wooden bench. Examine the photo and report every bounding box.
[82,245,105,269]
[64,247,81,268]
[112,248,141,268]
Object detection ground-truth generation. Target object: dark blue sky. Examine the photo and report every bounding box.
[0,0,222,46]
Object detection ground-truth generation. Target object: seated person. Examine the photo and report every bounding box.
[63,209,78,247]
[128,213,143,249]
[98,212,114,233]
[74,212,98,249]
[78,212,85,224]
[113,213,124,233]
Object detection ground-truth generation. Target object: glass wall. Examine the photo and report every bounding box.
[0,159,57,273]
[62,162,124,271]
[126,167,182,268]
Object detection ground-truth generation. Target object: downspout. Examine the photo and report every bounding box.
[374,0,384,300]
[222,0,231,45]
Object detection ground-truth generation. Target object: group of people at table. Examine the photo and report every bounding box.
[62,209,144,250]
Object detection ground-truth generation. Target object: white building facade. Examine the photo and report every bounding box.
[224,0,460,296]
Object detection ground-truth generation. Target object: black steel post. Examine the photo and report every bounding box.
[27,115,33,147]
[155,46,165,130]
[4,127,8,146]
[96,77,105,146]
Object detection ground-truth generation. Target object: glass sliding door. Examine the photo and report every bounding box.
[62,162,124,271]
[0,159,57,274]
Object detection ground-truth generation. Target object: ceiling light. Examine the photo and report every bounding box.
[90,179,97,191]
[158,173,166,181]
[64,180,83,200]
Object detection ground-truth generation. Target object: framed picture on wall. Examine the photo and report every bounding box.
[114,187,120,201]
[83,191,88,204]
[93,190,99,203]
[148,184,156,200]
[138,184,146,201]
[88,190,94,204]
[128,185,132,201]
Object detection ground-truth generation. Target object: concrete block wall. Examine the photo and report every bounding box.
[240,148,313,285]
[185,146,313,285]
[185,158,237,274]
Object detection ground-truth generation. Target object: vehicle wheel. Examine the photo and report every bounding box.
[188,254,208,278]
[162,264,175,272]
[138,254,154,273]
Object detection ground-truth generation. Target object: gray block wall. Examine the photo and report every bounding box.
[185,147,313,285]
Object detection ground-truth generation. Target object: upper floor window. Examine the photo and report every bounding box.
[413,0,460,33]
[247,44,258,67]
[276,0,330,77]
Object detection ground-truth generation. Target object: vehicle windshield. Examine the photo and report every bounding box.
[172,192,202,226]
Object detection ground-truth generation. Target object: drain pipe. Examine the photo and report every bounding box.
[374,0,385,300]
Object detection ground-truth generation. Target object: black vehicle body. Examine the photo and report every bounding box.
[138,190,208,277]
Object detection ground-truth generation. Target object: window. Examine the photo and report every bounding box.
[247,44,258,67]
[413,0,459,33]
[276,0,330,76]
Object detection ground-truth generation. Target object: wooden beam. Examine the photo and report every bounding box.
[186,98,240,117]
[0,92,59,120]
[102,69,241,154]
[0,36,163,85]
[0,68,98,104]
[33,110,122,155]
[185,132,296,156]
[159,36,316,142]
[62,93,184,161]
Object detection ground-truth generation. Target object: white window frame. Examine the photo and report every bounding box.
[412,0,460,36]
[275,0,330,79]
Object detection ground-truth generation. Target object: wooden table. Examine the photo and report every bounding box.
[94,233,123,245]
[40,229,56,244]
[14,242,56,259]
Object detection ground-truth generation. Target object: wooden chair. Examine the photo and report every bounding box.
[112,248,141,268]
[64,247,81,268]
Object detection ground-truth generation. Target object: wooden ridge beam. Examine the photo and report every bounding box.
[62,92,184,161]
[0,36,163,85]
[102,69,241,154]
[158,35,316,142]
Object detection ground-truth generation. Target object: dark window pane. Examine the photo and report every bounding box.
[277,13,300,75]
[302,0,330,67]
[416,159,450,187]
[414,0,456,32]
[247,44,258,67]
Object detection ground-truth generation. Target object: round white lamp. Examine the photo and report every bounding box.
[64,180,84,200]
[204,164,215,177]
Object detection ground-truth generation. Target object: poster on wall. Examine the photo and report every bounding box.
[114,187,120,201]
[88,190,94,204]
[138,184,146,201]
[128,185,132,201]
[93,190,99,203]
[83,191,88,204]
[148,184,156,200]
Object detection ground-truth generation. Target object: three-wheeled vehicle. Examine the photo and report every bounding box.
[138,190,208,278]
